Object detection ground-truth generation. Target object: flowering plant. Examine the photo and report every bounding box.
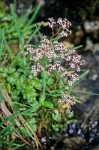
[23,18,84,113]
[0,17,85,149]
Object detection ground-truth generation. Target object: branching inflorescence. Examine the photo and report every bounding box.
[23,18,85,112]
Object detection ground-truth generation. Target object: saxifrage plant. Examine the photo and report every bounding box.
[0,17,86,150]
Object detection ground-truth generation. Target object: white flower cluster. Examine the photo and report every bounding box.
[23,18,85,112]
[23,18,85,88]
[59,92,76,112]
[48,17,56,29]
[31,63,44,76]
[23,35,84,87]
[48,17,72,37]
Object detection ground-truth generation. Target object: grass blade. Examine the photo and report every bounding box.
[27,1,42,25]
[72,70,89,87]
[50,35,62,41]
[3,35,13,60]
[10,4,24,49]
[69,45,83,50]
[0,30,5,59]
[26,23,41,44]
[71,90,99,96]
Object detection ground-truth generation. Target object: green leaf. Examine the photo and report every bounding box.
[11,95,20,101]
[22,87,37,99]
[67,112,74,119]
[30,78,42,90]
[16,80,26,90]
[39,92,46,104]
[42,101,53,109]
[29,100,40,111]
[11,90,20,101]
[7,76,16,84]
[52,113,61,122]
[52,124,60,131]
[4,67,15,74]
[47,77,54,86]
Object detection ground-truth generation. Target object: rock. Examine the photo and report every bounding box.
[91,74,98,81]
[84,20,99,33]
[84,38,94,51]
[63,137,86,150]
